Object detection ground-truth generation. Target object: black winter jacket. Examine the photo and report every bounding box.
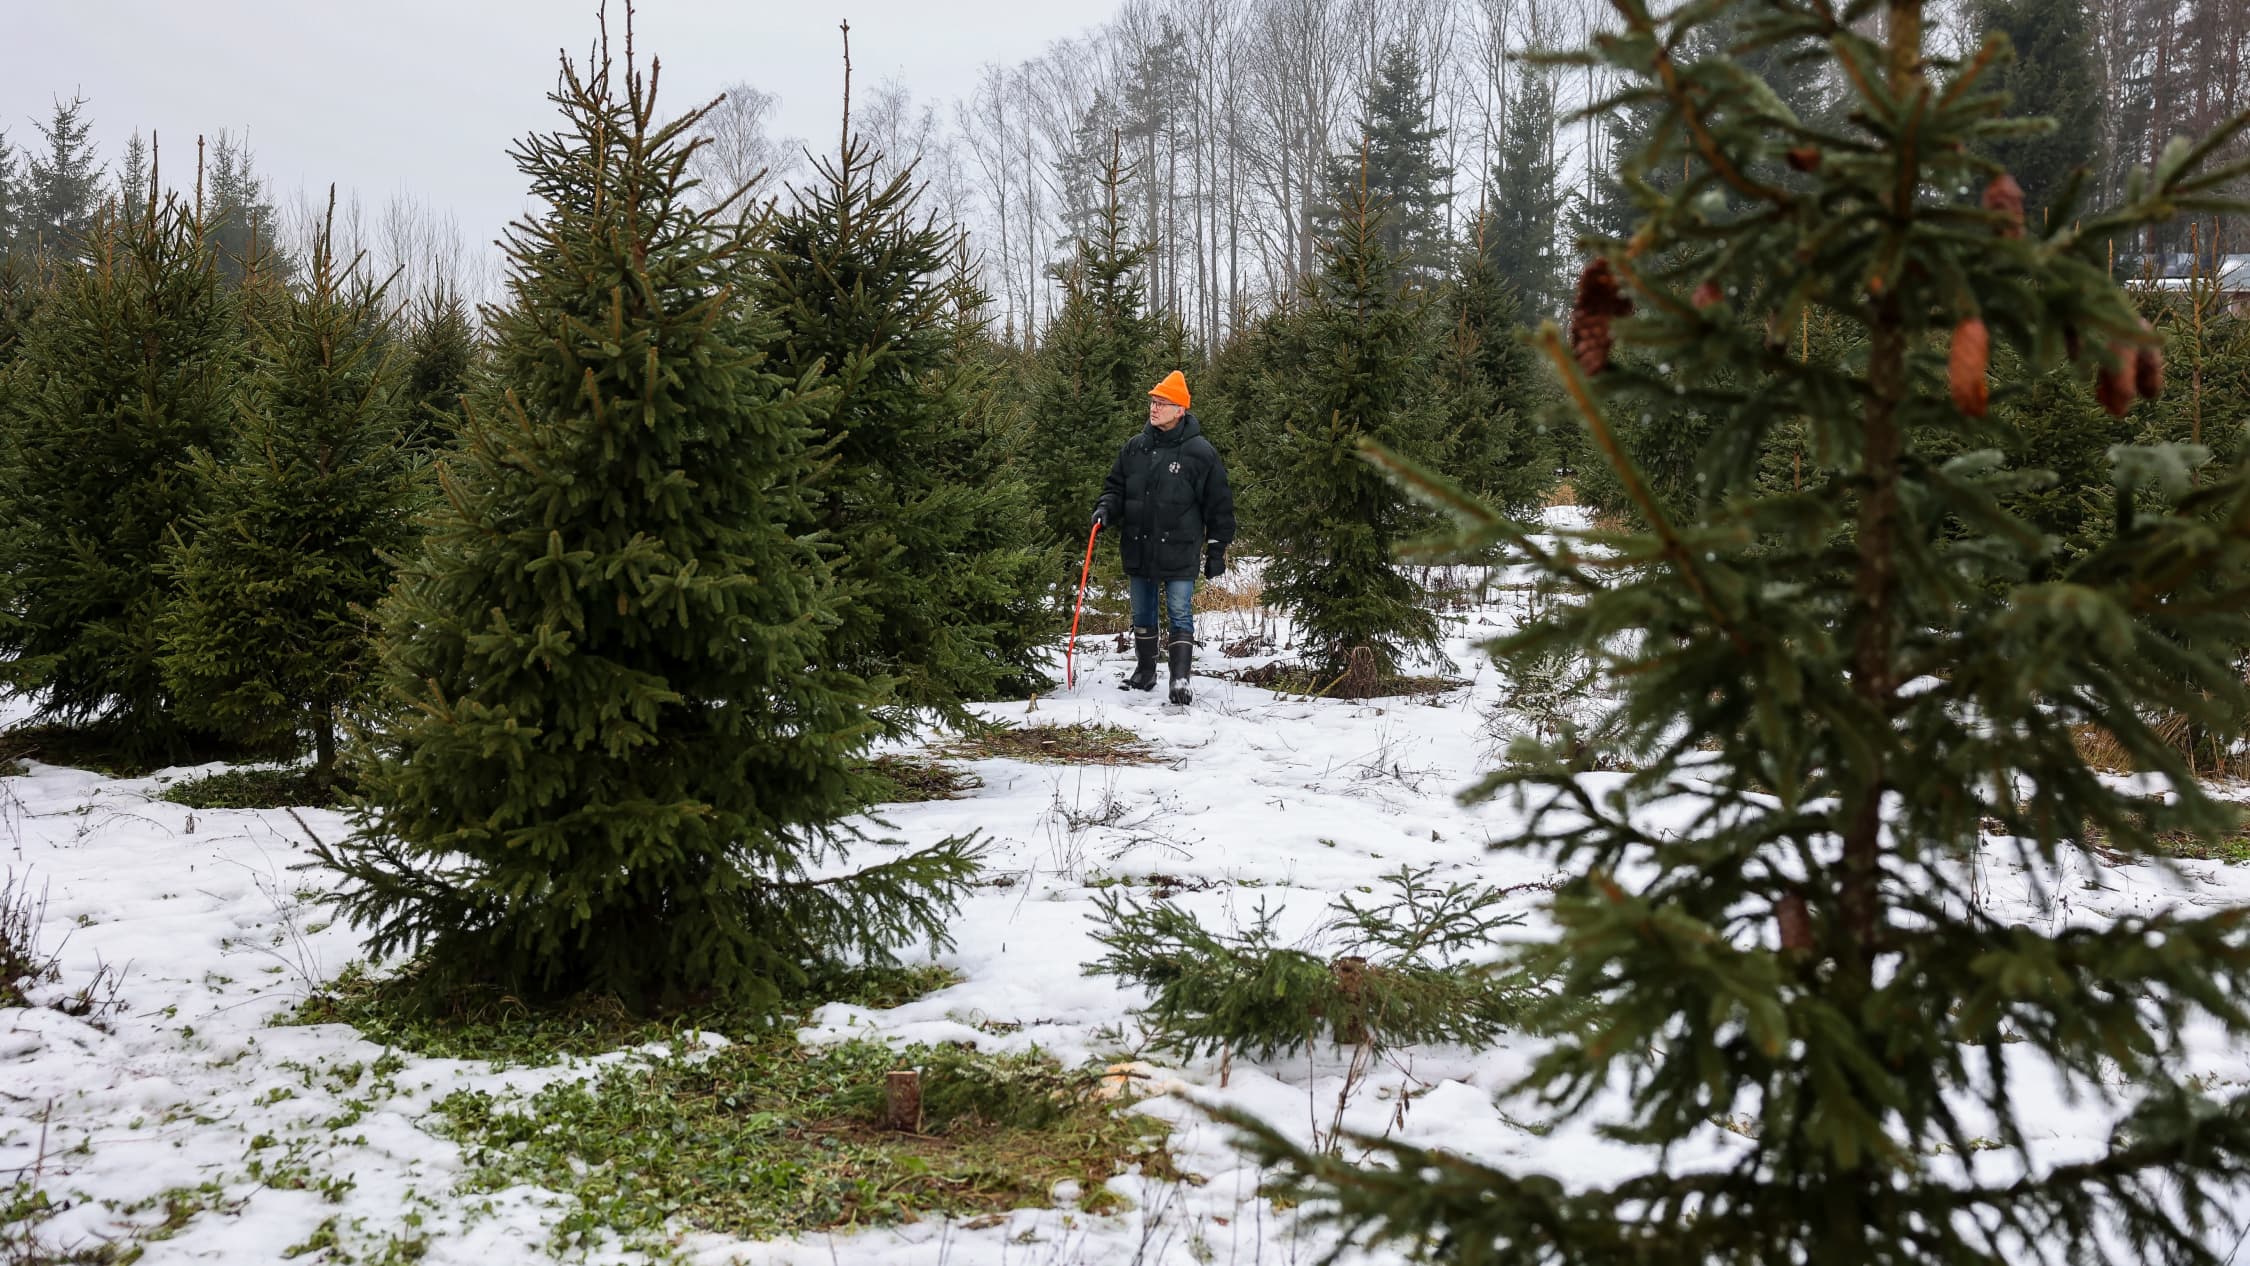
[1096,412,1236,581]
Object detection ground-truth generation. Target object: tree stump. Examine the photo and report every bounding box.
[885,1068,922,1133]
[1331,955,1371,1046]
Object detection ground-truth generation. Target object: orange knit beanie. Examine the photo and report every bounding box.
[1148,371,1191,408]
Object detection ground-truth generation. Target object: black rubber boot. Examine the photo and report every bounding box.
[1122,626,1160,691]
[1168,635,1194,705]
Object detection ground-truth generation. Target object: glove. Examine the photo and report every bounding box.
[1091,502,1111,529]
[1205,545,1227,579]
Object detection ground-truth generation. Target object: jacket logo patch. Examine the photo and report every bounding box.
[1168,461,1182,474]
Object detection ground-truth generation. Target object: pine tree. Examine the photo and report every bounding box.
[158,204,418,787]
[1255,169,1442,682]
[1229,0,2250,1260]
[22,96,101,260]
[756,74,1058,727]
[399,282,478,453]
[1972,0,2102,227]
[1028,135,1159,547]
[315,28,980,1010]
[1485,67,1565,318]
[1320,43,1455,286]
[0,197,238,757]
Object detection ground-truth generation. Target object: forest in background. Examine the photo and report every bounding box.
[3,0,2244,346]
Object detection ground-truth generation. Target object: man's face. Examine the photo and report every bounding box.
[1148,399,1186,430]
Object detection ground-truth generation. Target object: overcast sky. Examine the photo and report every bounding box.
[4,1,1115,260]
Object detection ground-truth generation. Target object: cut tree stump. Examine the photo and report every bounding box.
[885,1069,922,1133]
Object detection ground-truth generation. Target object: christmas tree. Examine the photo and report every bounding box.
[158,201,419,787]
[0,252,39,371]
[317,23,980,1010]
[1485,66,1566,318]
[1432,219,1555,519]
[1254,161,1442,682]
[399,282,479,454]
[1971,0,2102,226]
[1320,43,1456,286]
[756,48,1056,727]
[21,96,100,260]
[1027,134,1159,550]
[0,191,239,758]
[1228,0,2250,1260]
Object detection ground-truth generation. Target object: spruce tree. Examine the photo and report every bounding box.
[1228,0,2250,1261]
[1256,171,1442,682]
[1486,67,1565,318]
[756,78,1057,727]
[0,130,20,253]
[1320,43,1455,285]
[316,29,979,1010]
[0,196,238,756]
[113,131,151,235]
[399,282,478,453]
[1972,0,2102,226]
[203,131,291,288]
[0,253,38,372]
[1433,223,1553,518]
[1027,136,1159,547]
[158,205,418,786]
[22,96,101,260]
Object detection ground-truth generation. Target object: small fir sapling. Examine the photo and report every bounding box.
[1087,866,1534,1060]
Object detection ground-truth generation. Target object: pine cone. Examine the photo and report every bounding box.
[1570,258,1634,376]
[2133,319,2164,399]
[1948,317,1990,418]
[1776,893,1813,952]
[2095,345,2137,417]
[1692,280,1724,310]
[1786,146,1821,173]
[2135,344,2165,400]
[1982,173,2026,239]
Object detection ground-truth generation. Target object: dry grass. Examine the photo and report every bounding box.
[2071,723,2136,775]
[858,754,981,805]
[945,722,1160,766]
[1200,572,1265,613]
[1074,572,1263,634]
[1543,480,1579,508]
[2072,717,2250,781]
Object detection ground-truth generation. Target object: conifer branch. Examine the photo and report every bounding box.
[1636,10,1793,208]
[1534,322,1751,655]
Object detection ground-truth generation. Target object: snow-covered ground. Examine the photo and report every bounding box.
[7,516,2250,1264]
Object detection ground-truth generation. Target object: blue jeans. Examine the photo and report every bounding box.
[1129,577,1196,637]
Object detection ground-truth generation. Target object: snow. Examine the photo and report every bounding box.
[6,511,2250,1263]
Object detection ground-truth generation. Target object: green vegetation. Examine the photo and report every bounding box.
[433,1036,1170,1250]
[1088,866,1538,1059]
[281,959,961,1067]
[158,766,346,810]
[0,721,284,779]
[276,957,1163,1256]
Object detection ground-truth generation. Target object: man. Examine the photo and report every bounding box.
[1092,371,1236,705]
